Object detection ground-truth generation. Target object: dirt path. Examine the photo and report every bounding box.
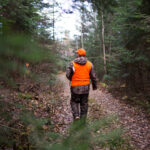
[90,89,150,150]
[57,73,150,150]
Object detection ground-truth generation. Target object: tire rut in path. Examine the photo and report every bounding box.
[53,73,72,134]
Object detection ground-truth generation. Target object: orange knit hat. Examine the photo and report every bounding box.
[76,48,86,56]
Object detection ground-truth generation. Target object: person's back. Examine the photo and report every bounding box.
[66,48,97,122]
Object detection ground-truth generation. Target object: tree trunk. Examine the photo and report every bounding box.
[80,1,85,49]
[81,25,84,48]
[109,40,111,62]
[101,11,107,74]
[53,0,55,41]
[76,37,79,50]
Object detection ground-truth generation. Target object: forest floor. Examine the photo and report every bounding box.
[0,69,150,149]
[56,72,150,150]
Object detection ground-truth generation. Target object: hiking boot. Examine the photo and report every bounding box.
[75,116,80,120]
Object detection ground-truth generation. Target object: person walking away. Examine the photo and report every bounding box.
[66,48,97,122]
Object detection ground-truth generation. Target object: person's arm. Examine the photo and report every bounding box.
[90,64,97,90]
[66,62,74,81]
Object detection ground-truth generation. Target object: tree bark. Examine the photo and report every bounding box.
[109,39,111,63]
[81,25,84,48]
[81,2,84,49]
[101,11,107,74]
[53,0,55,41]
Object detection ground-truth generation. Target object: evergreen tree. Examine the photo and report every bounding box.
[73,0,150,93]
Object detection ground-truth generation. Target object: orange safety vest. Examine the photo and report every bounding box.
[71,60,92,87]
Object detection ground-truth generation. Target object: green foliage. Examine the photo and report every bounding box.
[0,102,128,150]
[56,56,67,71]
[0,0,50,34]
[0,126,14,147]
[76,0,150,93]
[18,93,33,99]
[0,33,48,85]
[107,0,150,92]
[50,116,125,150]
[0,0,57,85]
[103,74,113,81]
[0,101,17,148]
[48,73,57,86]
[96,128,124,148]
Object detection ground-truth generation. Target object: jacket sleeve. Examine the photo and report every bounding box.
[66,62,74,81]
[90,64,97,90]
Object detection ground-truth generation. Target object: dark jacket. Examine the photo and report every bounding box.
[66,56,97,94]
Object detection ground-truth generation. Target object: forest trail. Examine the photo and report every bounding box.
[57,73,150,150]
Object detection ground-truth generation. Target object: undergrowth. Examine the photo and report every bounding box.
[0,100,133,150]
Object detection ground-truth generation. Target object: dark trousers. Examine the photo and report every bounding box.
[71,92,89,119]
